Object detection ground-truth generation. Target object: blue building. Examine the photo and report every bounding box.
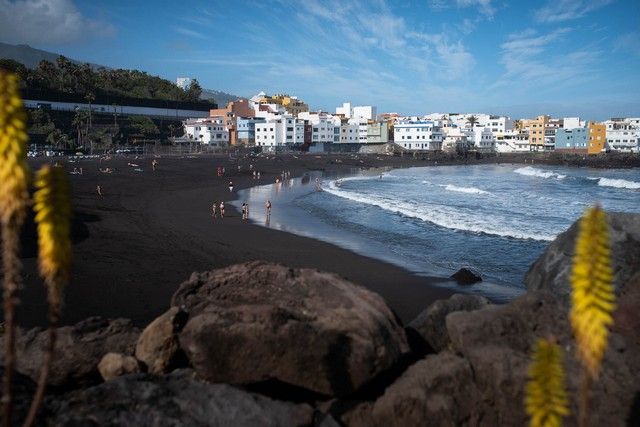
[237,117,266,146]
[555,128,588,152]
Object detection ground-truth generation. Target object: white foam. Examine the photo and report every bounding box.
[443,184,490,195]
[325,180,556,241]
[514,166,566,180]
[597,177,640,190]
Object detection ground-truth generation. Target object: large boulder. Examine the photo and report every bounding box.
[525,212,640,302]
[5,317,140,388]
[172,261,409,397]
[407,294,490,353]
[343,291,640,426]
[135,307,189,374]
[44,369,315,426]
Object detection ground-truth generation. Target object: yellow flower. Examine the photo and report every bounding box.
[33,165,72,308]
[570,206,615,378]
[0,71,30,224]
[525,338,569,427]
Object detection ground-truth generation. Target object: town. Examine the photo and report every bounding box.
[176,79,640,155]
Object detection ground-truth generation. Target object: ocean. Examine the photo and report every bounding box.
[234,164,640,301]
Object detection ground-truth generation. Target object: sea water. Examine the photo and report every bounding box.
[235,164,640,300]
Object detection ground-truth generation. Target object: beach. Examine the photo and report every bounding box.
[17,152,459,328]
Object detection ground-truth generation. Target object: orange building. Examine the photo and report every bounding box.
[587,122,606,154]
[209,99,254,146]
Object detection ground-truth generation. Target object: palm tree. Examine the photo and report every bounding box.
[514,119,523,132]
[466,115,478,127]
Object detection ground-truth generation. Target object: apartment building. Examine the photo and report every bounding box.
[393,121,443,150]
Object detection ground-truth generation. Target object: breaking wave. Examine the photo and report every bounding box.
[596,177,640,190]
[514,166,566,179]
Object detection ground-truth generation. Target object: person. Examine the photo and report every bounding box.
[96,185,103,198]
[152,159,158,171]
[219,201,225,218]
[241,203,247,220]
[253,170,257,180]
[257,171,261,180]
[245,203,250,220]
[212,201,217,219]
[265,200,272,216]
[229,181,234,192]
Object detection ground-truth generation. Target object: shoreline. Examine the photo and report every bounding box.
[12,151,638,329]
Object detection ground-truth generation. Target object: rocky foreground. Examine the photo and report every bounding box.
[3,213,640,426]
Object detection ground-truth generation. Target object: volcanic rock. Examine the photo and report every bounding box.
[450,268,482,285]
[172,261,409,397]
[135,307,189,374]
[98,352,140,381]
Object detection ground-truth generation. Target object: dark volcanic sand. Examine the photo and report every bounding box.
[15,153,462,328]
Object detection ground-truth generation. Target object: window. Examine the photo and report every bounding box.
[287,127,293,131]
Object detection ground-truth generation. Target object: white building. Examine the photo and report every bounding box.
[254,117,305,149]
[339,122,359,143]
[183,117,228,147]
[393,120,443,151]
[447,113,513,134]
[495,130,530,153]
[604,119,640,153]
[176,77,193,90]
[563,117,586,130]
[463,127,495,152]
[442,129,470,153]
[335,102,377,120]
[298,112,340,144]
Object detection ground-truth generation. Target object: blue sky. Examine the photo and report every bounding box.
[1,0,639,120]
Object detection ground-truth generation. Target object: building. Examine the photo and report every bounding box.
[367,122,392,144]
[209,99,254,146]
[349,116,370,143]
[563,117,586,130]
[604,118,640,153]
[495,130,530,152]
[298,112,340,144]
[393,120,443,151]
[176,77,193,90]
[463,127,495,152]
[442,129,470,153]
[339,122,359,143]
[335,102,377,120]
[523,115,561,151]
[250,91,308,116]
[183,117,228,147]
[254,117,305,149]
[236,117,266,146]
[588,122,606,154]
[554,128,589,153]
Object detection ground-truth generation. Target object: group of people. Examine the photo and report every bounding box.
[211,201,225,218]
[210,199,272,221]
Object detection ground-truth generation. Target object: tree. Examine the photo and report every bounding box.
[514,119,523,131]
[184,79,202,102]
[128,116,159,138]
[72,109,88,148]
[46,129,71,149]
[466,115,478,127]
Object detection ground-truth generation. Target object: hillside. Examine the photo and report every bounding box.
[0,42,243,105]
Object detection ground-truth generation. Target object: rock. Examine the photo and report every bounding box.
[450,268,482,285]
[135,307,188,374]
[525,212,640,302]
[344,291,640,426]
[4,317,140,388]
[407,294,490,353]
[342,352,480,427]
[45,369,314,426]
[98,353,140,381]
[172,261,409,397]
[613,272,640,345]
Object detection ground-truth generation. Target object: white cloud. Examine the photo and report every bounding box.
[428,0,495,18]
[172,26,207,40]
[533,0,614,23]
[0,0,116,45]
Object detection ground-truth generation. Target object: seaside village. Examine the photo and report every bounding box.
[177,82,640,156]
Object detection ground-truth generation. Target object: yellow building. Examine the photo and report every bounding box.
[588,122,606,154]
[256,93,309,116]
[523,115,549,151]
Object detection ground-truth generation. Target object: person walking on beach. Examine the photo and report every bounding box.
[152,159,158,171]
[245,203,250,220]
[212,201,217,219]
[219,201,225,218]
[96,185,103,198]
[265,200,272,216]
[228,181,233,192]
[241,203,247,220]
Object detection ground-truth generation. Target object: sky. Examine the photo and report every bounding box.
[0,0,639,120]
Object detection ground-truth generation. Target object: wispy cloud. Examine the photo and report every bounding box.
[0,0,116,45]
[172,26,207,39]
[533,0,614,23]
[428,0,496,18]
[614,31,640,56]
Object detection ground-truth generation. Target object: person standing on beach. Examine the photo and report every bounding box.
[241,203,247,220]
[265,200,272,216]
[152,159,158,171]
[245,203,250,220]
[220,201,225,218]
[229,181,233,192]
[212,202,217,219]
[96,185,103,198]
